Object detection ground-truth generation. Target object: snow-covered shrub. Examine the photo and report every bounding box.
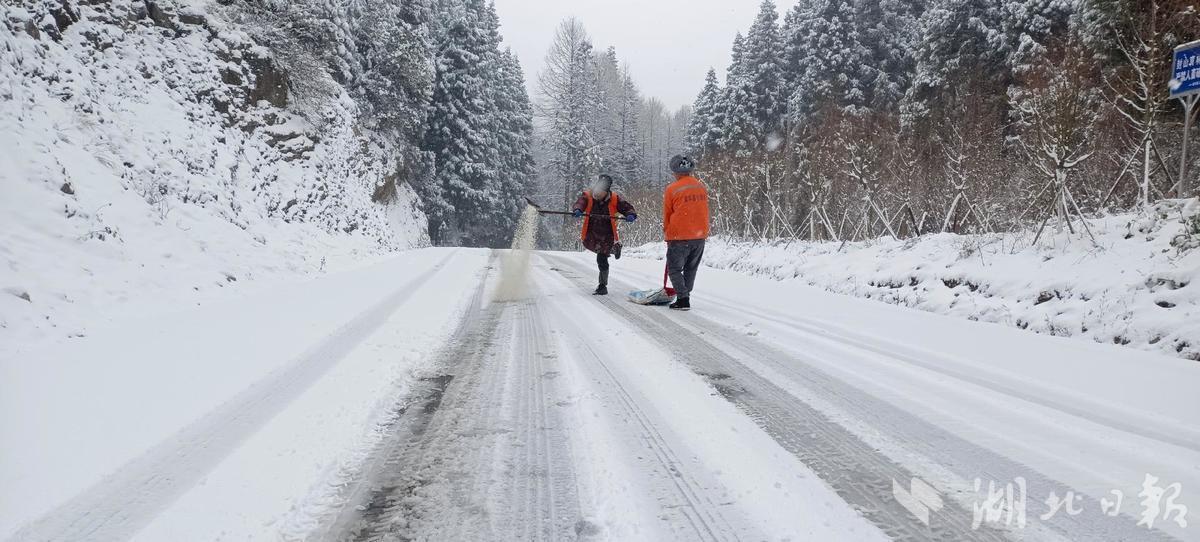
[1171,201,1200,254]
[629,201,1200,360]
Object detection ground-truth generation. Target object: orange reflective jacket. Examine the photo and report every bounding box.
[581,191,621,243]
[663,176,710,241]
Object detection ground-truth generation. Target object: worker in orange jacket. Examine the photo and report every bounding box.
[662,155,709,311]
[573,174,637,295]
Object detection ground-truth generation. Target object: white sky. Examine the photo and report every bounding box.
[492,0,800,110]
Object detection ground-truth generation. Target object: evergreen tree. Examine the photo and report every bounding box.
[687,68,722,156]
[852,0,923,113]
[900,0,1008,128]
[594,47,625,175]
[422,0,508,246]
[357,0,433,141]
[538,19,603,242]
[614,67,646,184]
[718,32,753,153]
[495,47,538,222]
[738,0,787,143]
[782,0,862,127]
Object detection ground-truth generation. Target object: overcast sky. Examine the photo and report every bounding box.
[491,0,800,110]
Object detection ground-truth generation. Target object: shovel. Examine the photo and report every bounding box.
[628,260,676,306]
[524,196,621,219]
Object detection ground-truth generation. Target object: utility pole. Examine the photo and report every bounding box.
[1179,94,1198,196]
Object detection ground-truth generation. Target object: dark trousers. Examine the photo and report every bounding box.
[596,252,609,286]
[667,239,705,299]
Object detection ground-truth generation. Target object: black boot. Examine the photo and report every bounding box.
[613,243,623,260]
[669,297,690,311]
[593,284,608,295]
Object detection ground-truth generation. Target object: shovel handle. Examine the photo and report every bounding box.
[524,197,624,219]
[535,209,621,219]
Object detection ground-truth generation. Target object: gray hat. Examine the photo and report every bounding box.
[669,155,695,174]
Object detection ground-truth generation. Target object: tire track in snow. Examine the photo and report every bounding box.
[544,254,1011,542]
[325,261,582,541]
[10,251,463,542]
[558,254,1182,542]
[705,294,1200,453]
[535,259,768,542]
[510,301,583,540]
[685,296,1181,542]
[536,280,750,542]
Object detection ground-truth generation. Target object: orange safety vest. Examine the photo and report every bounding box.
[581,190,621,243]
[663,176,710,241]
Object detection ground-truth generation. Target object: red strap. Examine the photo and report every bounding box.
[663,254,676,295]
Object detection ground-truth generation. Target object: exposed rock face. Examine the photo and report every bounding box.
[2,0,430,249]
[246,51,289,108]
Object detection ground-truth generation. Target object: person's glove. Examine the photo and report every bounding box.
[572,209,583,218]
[625,214,638,223]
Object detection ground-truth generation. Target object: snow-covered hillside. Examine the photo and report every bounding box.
[632,199,1200,361]
[1,0,429,354]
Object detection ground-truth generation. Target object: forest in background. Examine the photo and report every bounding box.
[678,0,1200,244]
[14,0,1199,250]
[529,18,692,248]
[213,0,538,247]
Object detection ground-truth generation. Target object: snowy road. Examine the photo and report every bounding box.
[317,250,1196,541]
[320,254,878,541]
[4,248,1197,541]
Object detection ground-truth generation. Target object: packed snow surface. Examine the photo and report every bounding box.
[4,249,1196,541]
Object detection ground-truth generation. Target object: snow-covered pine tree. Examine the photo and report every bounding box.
[427,0,468,41]
[356,0,433,141]
[538,18,603,245]
[1000,0,1075,75]
[614,66,646,185]
[686,68,722,157]
[716,32,751,154]
[850,0,923,114]
[422,0,514,247]
[594,46,627,178]
[474,2,535,246]
[722,2,785,152]
[781,0,858,130]
[495,47,538,230]
[345,0,435,210]
[900,0,1008,131]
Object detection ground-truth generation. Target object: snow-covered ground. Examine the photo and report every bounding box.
[1,0,428,355]
[631,199,1200,361]
[1,248,487,539]
[591,253,1200,541]
[5,248,1195,541]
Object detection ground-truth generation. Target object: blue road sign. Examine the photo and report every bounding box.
[1172,40,1200,98]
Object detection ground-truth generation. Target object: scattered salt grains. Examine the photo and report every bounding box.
[493,205,540,302]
